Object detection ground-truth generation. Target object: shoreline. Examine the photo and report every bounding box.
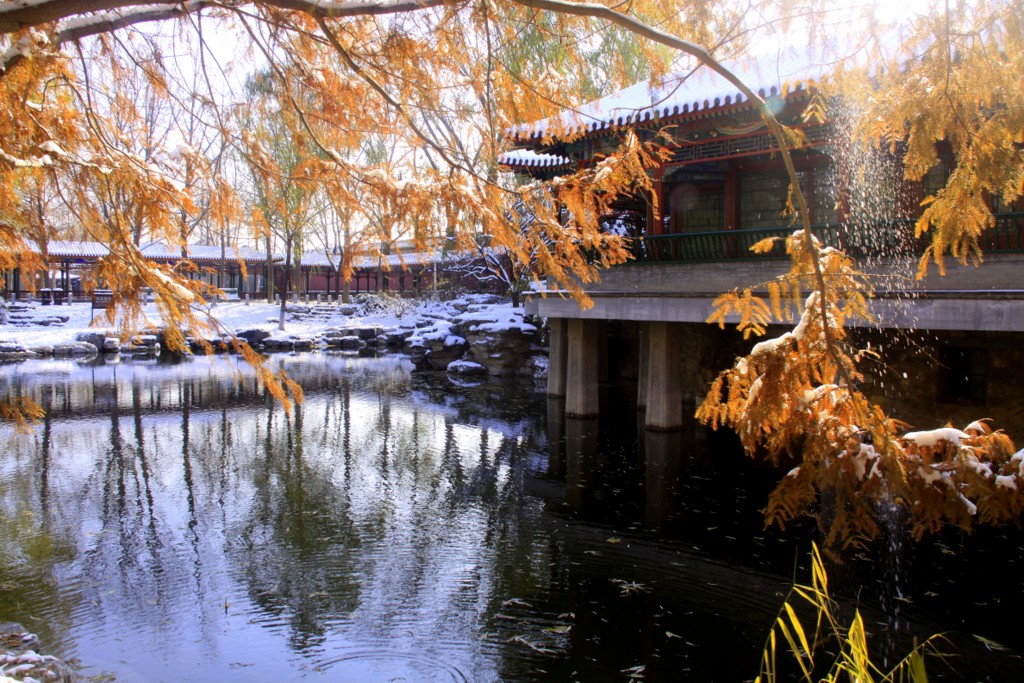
[0,293,548,379]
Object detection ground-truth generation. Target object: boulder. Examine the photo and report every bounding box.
[421,334,469,371]
[75,330,108,351]
[355,326,382,341]
[53,342,98,358]
[236,328,272,346]
[262,337,295,351]
[0,623,75,683]
[326,335,363,351]
[464,325,541,376]
[384,328,414,347]
[447,359,488,376]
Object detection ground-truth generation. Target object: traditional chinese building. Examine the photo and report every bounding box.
[4,239,497,302]
[504,50,1024,436]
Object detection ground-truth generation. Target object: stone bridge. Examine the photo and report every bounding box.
[528,251,1024,435]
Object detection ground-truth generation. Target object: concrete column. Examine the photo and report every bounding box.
[637,324,649,409]
[566,318,600,417]
[645,321,684,430]
[547,317,569,398]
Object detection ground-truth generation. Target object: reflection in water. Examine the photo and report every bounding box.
[0,355,1021,681]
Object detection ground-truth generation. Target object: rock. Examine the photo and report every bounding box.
[28,344,53,356]
[75,331,108,351]
[103,337,121,351]
[236,328,272,346]
[447,359,487,376]
[422,335,468,371]
[53,342,98,358]
[0,341,37,360]
[0,623,75,683]
[526,354,549,380]
[262,336,296,351]
[326,335,362,351]
[464,325,541,377]
[384,328,414,347]
[339,304,359,316]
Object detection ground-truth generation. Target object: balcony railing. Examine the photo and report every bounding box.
[630,212,1024,264]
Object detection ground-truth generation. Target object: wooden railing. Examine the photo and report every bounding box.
[630,212,1024,264]
[634,224,842,263]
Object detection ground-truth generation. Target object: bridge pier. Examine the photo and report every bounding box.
[547,318,568,397]
[644,322,685,430]
[566,318,601,417]
[636,325,649,410]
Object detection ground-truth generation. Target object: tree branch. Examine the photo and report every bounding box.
[0,0,448,35]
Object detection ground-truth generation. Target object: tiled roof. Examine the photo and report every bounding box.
[34,239,452,270]
[349,250,446,270]
[40,240,110,258]
[497,149,573,169]
[510,47,829,142]
[140,242,267,263]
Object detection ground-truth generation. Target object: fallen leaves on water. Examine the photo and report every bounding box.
[611,579,650,596]
[509,635,555,654]
[621,664,646,678]
[973,634,1008,651]
[502,598,532,608]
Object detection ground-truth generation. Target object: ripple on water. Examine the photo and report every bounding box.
[308,648,471,682]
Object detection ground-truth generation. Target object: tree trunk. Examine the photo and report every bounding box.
[278,237,291,331]
[265,238,275,302]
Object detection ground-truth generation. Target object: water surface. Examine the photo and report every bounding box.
[0,354,1020,681]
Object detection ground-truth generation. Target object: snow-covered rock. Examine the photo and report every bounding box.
[0,342,37,360]
[53,341,99,358]
[447,359,488,376]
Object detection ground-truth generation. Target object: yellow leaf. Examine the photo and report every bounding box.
[751,237,780,254]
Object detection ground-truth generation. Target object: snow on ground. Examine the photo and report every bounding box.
[0,293,531,352]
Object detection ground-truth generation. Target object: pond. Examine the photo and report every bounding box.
[0,354,1021,681]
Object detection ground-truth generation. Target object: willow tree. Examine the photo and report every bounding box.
[0,0,1021,542]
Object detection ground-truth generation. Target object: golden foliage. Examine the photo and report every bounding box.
[832,0,1024,276]
[698,229,1021,548]
[0,395,45,433]
[756,543,941,683]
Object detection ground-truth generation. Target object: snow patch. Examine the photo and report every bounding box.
[751,332,793,358]
[917,465,942,485]
[996,475,1018,490]
[903,427,969,448]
